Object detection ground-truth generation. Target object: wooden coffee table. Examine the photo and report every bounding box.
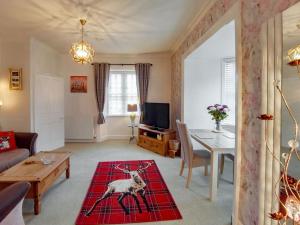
[0,152,71,215]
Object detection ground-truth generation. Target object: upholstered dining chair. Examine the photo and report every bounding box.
[220,124,235,183]
[176,120,211,188]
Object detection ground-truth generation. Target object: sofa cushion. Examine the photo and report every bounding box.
[0,149,29,173]
[0,131,17,151]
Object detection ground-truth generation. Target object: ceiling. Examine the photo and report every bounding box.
[283,2,300,51]
[0,0,211,54]
[186,20,235,60]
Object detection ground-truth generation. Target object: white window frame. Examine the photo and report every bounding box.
[107,67,139,117]
[221,57,236,125]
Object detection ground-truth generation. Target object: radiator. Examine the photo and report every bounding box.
[65,116,95,141]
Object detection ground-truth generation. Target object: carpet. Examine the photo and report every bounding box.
[75,160,182,224]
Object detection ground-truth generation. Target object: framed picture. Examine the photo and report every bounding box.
[9,68,22,90]
[70,76,87,93]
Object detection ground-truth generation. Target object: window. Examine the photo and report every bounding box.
[107,67,139,116]
[221,58,236,125]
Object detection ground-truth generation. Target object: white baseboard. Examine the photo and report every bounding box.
[65,138,96,143]
[97,135,138,142]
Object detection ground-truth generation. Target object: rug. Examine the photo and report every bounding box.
[75,160,182,224]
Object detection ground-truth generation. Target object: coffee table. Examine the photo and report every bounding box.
[0,151,71,215]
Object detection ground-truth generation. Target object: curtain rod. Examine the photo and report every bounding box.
[91,63,153,66]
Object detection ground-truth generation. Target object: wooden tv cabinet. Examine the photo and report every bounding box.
[137,124,176,156]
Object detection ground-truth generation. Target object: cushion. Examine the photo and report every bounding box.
[0,149,29,173]
[0,131,17,151]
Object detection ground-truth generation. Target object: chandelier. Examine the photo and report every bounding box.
[287,44,300,75]
[70,19,95,64]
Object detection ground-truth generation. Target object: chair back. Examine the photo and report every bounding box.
[176,120,193,167]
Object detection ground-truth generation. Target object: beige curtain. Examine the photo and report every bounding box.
[94,63,110,124]
[135,63,151,122]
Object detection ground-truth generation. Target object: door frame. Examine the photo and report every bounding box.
[180,2,242,224]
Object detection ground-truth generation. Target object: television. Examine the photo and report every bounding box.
[143,102,170,130]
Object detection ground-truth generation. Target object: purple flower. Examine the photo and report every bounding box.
[223,105,228,108]
[214,104,220,107]
[207,105,213,110]
[217,105,223,110]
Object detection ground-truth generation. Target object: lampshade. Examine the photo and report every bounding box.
[287,44,300,66]
[127,104,137,112]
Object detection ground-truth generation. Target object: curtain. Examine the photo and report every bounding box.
[135,63,151,122]
[94,63,110,124]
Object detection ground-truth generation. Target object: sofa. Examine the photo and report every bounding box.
[0,132,38,173]
[0,182,31,225]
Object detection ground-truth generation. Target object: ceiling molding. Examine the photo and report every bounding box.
[170,0,217,53]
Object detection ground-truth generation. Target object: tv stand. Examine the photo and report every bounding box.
[137,124,176,156]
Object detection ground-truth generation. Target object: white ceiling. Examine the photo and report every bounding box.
[186,20,235,60]
[0,0,211,54]
[283,2,300,51]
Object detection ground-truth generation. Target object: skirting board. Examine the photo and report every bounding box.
[65,139,96,143]
[66,135,138,143]
[98,135,138,142]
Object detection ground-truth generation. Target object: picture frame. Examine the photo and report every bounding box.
[9,68,22,90]
[70,76,87,93]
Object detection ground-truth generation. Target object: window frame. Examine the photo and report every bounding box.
[221,57,236,125]
[106,68,139,117]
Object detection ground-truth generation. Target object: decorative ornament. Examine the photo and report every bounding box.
[70,19,95,64]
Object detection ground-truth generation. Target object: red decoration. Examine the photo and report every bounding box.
[257,114,274,120]
[0,131,17,151]
[270,173,300,222]
[76,160,182,224]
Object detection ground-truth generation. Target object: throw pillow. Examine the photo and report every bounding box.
[0,131,17,151]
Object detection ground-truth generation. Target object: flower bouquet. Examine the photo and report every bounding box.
[207,104,229,131]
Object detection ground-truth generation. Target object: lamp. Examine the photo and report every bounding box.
[70,19,95,64]
[127,104,137,125]
[287,44,300,75]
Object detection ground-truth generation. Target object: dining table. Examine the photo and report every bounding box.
[189,129,235,201]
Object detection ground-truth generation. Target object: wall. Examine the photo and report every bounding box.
[30,38,64,151]
[170,0,300,224]
[184,21,235,130]
[281,62,300,147]
[0,38,31,131]
[61,52,171,141]
[184,58,222,129]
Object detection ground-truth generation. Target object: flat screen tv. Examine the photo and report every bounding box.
[143,102,170,129]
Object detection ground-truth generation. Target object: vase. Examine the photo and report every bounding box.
[215,120,221,131]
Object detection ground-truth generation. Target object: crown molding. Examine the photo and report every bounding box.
[170,0,217,54]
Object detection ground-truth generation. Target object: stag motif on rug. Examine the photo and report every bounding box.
[85,162,153,216]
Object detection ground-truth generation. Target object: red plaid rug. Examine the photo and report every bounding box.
[75,160,182,224]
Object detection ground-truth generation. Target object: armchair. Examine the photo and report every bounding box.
[0,182,31,225]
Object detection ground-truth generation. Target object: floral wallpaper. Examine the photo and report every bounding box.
[171,0,300,224]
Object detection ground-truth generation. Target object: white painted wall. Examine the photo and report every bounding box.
[0,39,31,131]
[30,38,64,151]
[184,21,235,130]
[281,62,300,147]
[61,52,171,141]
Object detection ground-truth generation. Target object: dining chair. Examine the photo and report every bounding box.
[220,154,235,183]
[176,120,211,188]
[219,125,235,183]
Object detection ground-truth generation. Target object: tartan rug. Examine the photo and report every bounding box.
[75,160,182,224]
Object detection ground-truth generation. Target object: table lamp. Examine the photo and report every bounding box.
[127,104,137,125]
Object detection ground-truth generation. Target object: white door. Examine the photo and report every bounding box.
[35,75,64,151]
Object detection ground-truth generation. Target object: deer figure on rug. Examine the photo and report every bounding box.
[85,162,153,216]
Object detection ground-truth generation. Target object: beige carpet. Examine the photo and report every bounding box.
[23,141,233,225]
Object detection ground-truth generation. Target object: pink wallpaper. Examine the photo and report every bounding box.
[171,0,300,224]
